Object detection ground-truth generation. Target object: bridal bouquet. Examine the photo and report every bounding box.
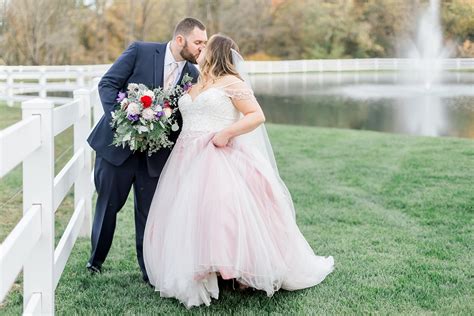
[110,74,193,155]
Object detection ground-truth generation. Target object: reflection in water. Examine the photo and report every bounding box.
[251,73,474,139]
[395,94,446,137]
[396,0,451,137]
[250,72,474,96]
[256,94,397,133]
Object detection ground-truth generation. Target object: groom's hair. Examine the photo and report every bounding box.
[174,17,206,38]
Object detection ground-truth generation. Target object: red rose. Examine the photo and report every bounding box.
[141,95,153,108]
[163,100,171,108]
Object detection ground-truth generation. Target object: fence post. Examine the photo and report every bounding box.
[73,89,92,238]
[39,67,47,98]
[77,67,85,87]
[65,65,71,85]
[22,98,55,315]
[6,68,14,107]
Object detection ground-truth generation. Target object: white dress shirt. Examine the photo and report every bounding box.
[163,42,187,87]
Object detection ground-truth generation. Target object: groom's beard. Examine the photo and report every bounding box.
[180,41,198,64]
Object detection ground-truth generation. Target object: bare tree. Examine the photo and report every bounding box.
[0,0,6,63]
[137,0,156,40]
[185,0,220,35]
[0,0,6,33]
[127,0,136,45]
[220,0,273,56]
[2,0,78,65]
[94,0,109,63]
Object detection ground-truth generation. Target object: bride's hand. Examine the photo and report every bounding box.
[212,131,230,147]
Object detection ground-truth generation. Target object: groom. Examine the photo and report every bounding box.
[86,17,207,284]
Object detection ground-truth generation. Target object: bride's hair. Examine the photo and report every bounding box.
[199,34,243,84]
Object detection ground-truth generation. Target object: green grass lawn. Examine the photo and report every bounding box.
[1,109,473,314]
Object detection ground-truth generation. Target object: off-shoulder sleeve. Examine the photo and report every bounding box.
[223,81,256,101]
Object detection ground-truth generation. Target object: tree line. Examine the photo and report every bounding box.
[0,0,472,65]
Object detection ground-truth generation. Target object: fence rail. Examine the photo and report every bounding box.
[0,116,42,176]
[0,65,108,105]
[245,58,474,73]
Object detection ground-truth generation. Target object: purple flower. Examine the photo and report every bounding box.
[127,113,139,122]
[183,82,193,92]
[116,91,127,102]
[156,111,164,118]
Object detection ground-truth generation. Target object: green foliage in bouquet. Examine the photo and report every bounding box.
[110,74,193,155]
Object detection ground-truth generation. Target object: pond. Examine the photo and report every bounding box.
[251,72,474,139]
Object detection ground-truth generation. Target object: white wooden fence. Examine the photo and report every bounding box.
[1,58,474,106]
[245,58,474,74]
[0,78,103,315]
[0,65,109,106]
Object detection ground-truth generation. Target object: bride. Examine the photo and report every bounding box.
[143,34,334,308]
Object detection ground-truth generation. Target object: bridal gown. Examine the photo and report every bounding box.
[143,84,334,308]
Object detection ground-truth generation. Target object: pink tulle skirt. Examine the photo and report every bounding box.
[143,131,334,308]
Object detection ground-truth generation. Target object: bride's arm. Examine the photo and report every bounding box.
[212,82,265,147]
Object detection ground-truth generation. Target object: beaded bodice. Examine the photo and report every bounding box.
[178,87,244,134]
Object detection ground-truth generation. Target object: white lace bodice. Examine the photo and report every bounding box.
[178,87,242,135]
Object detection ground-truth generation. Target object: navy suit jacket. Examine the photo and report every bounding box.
[87,42,200,177]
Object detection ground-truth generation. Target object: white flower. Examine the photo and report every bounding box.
[164,107,172,118]
[137,126,148,134]
[143,90,155,100]
[127,83,139,92]
[120,98,129,109]
[142,108,156,121]
[126,102,141,116]
[155,105,163,112]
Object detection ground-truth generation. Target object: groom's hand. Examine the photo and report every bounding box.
[212,131,230,147]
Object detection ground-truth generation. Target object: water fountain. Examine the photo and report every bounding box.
[252,0,474,138]
[334,0,474,137]
[407,0,447,90]
[399,0,447,136]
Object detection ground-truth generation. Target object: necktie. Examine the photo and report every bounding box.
[164,62,178,90]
